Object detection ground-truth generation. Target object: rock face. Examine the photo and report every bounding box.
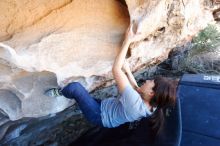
[0,0,217,120]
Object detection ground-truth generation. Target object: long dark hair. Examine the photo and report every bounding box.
[149,76,178,136]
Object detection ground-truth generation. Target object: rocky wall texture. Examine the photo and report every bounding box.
[0,0,217,120]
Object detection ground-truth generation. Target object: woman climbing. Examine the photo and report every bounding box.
[45,22,178,134]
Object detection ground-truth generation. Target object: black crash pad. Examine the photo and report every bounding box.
[178,74,220,146]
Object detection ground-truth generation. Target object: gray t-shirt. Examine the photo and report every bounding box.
[101,84,154,128]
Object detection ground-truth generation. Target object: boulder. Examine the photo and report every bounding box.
[0,0,216,120]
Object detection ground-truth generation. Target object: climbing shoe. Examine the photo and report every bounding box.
[44,88,63,98]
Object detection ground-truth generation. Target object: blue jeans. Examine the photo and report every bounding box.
[61,82,103,127]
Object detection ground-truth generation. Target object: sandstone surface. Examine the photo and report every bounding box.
[0,0,217,120]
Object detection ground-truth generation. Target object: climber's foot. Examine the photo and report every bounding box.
[44,88,63,98]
